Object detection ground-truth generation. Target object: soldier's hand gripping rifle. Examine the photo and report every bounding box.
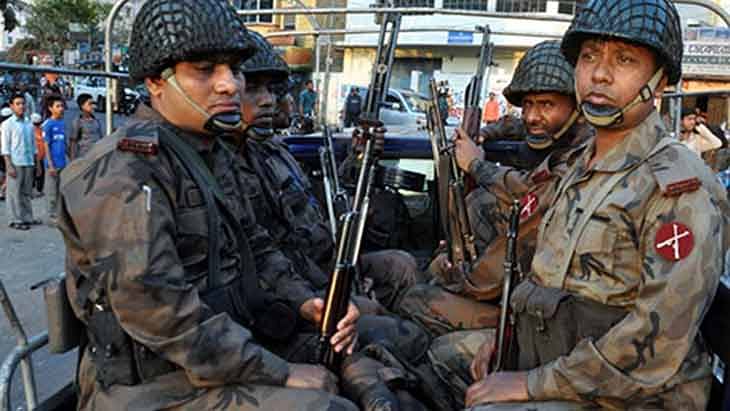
[492,199,521,372]
[319,125,350,240]
[427,79,478,279]
[318,8,401,370]
[461,26,493,141]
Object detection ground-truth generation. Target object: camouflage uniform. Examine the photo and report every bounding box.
[472,111,729,410]
[232,138,429,360]
[398,123,593,338]
[59,108,354,411]
[398,41,589,338]
[242,137,423,312]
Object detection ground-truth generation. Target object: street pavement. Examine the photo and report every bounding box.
[0,108,128,410]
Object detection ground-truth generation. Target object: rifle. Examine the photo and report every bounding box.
[319,125,349,240]
[482,140,551,171]
[461,26,493,140]
[492,199,521,372]
[427,78,478,279]
[318,7,401,370]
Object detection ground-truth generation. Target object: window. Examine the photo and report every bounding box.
[496,0,547,12]
[558,0,584,15]
[443,0,488,11]
[235,0,273,23]
[392,0,435,7]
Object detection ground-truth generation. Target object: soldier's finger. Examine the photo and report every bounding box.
[465,380,492,408]
[331,325,356,351]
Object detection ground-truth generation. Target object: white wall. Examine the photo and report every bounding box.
[343,0,571,48]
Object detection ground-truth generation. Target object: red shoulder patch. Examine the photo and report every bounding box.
[655,222,694,261]
[519,193,539,220]
[664,178,701,197]
[118,138,158,156]
[531,170,551,184]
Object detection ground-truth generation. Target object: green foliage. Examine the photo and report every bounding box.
[25,0,113,55]
[6,38,40,63]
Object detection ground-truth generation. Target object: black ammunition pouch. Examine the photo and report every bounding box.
[511,280,628,371]
[86,304,176,388]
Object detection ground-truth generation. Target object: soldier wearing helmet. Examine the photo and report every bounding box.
[56,1,360,410]
[228,32,432,411]
[463,1,729,409]
[398,41,592,343]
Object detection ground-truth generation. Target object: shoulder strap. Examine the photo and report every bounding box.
[157,128,226,287]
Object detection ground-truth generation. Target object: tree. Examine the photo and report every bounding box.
[25,0,112,58]
[7,37,40,63]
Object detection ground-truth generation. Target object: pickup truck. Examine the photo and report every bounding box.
[72,77,140,114]
[1,129,728,411]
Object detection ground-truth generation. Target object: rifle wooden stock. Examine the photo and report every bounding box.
[428,79,478,280]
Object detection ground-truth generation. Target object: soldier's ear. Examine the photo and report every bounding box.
[145,77,165,98]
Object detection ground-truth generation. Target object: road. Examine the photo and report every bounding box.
[0,108,128,410]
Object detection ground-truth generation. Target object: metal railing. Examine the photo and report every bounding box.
[0,280,48,411]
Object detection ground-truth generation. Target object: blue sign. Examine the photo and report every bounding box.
[448,31,474,45]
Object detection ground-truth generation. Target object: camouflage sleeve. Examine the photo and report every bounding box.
[242,198,316,312]
[527,186,723,402]
[469,158,531,200]
[61,160,290,388]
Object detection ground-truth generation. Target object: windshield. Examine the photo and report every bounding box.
[401,92,429,114]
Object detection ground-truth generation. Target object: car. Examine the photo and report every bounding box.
[339,85,428,128]
[72,76,140,114]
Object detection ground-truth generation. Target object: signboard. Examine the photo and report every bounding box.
[683,28,730,78]
[448,31,473,45]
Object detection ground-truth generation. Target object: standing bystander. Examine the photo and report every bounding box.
[1,94,40,230]
[299,79,318,118]
[343,87,362,127]
[482,92,500,124]
[69,93,103,160]
[42,95,66,225]
[0,107,11,201]
[31,113,45,197]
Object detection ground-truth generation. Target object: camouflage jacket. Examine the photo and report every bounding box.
[462,122,593,299]
[526,111,729,409]
[58,109,314,411]
[233,138,333,289]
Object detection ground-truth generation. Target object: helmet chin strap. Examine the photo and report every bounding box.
[578,68,664,128]
[525,109,580,150]
[161,68,248,134]
[246,126,274,141]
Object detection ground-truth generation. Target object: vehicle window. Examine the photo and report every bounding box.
[385,94,405,111]
[402,94,429,114]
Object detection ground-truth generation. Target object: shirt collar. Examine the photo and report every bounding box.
[135,104,215,155]
[584,110,666,173]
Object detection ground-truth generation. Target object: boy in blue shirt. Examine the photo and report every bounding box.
[43,95,66,225]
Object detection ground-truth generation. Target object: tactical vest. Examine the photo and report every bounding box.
[75,127,295,388]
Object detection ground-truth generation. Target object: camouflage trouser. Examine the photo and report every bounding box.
[265,314,430,365]
[359,249,426,311]
[169,384,358,411]
[467,401,587,411]
[466,187,502,254]
[397,283,500,338]
[427,329,494,408]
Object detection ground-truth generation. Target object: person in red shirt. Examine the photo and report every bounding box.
[482,92,500,124]
[31,113,45,197]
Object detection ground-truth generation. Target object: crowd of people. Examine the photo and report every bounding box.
[0,87,103,230]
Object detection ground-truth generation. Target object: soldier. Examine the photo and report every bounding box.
[230,32,432,411]
[461,0,729,409]
[237,32,424,315]
[399,41,592,341]
[56,1,360,410]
